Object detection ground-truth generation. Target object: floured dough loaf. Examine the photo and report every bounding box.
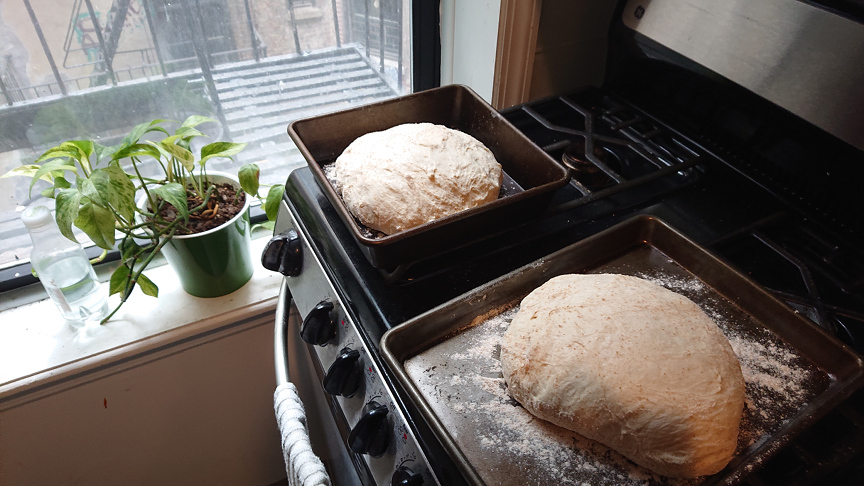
[333,123,502,235]
[500,273,745,479]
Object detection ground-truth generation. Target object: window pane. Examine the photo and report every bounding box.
[0,0,412,269]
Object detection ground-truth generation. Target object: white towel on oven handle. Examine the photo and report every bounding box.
[274,382,331,486]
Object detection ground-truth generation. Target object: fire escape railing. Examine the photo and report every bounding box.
[2,0,403,108]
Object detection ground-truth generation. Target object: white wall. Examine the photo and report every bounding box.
[440,0,502,102]
[0,315,285,486]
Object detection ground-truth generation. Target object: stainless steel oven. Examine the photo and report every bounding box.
[263,1,864,484]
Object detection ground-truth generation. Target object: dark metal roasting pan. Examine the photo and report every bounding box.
[381,215,864,486]
[287,84,571,269]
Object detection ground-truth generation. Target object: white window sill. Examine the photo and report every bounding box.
[0,236,284,399]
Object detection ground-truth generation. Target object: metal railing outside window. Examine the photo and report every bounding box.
[0,0,423,290]
[0,0,406,107]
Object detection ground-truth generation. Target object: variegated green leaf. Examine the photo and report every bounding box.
[30,159,77,195]
[256,220,276,232]
[199,142,247,166]
[55,188,82,242]
[121,119,169,148]
[121,121,150,147]
[66,141,93,173]
[50,142,91,170]
[112,143,162,162]
[238,163,260,197]
[148,141,195,171]
[174,126,206,140]
[181,115,216,128]
[94,142,120,164]
[109,265,130,296]
[33,146,80,165]
[264,184,284,221]
[1,165,52,182]
[54,176,71,189]
[119,239,142,262]
[67,140,93,155]
[76,176,106,207]
[161,134,181,146]
[137,273,159,297]
[74,197,117,250]
[150,182,189,219]
[65,140,94,162]
[89,166,137,223]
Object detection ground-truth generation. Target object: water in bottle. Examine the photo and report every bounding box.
[21,206,109,327]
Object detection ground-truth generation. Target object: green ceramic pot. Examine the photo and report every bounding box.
[143,172,254,298]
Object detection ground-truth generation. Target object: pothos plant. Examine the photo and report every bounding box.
[3,116,284,323]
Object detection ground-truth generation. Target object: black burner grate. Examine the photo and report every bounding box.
[503,91,707,212]
[709,211,864,354]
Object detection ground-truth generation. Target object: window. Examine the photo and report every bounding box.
[0,0,429,290]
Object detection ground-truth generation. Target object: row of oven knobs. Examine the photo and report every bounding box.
[299,299,423,486]
[264,233,423,485]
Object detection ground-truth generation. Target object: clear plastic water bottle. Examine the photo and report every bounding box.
[21,206,108,327]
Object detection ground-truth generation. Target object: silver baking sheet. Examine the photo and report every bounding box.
[381,215,864,486]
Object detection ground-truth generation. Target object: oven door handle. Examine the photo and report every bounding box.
[273,279,332,486]
[274,279,292,386]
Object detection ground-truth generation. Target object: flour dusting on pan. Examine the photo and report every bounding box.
[404,271,823,486]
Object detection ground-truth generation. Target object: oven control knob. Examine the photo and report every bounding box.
[300,301,337,346]
[348,401,390,457]
[323,348,363,397]
[261,229,302,277]
[391,466,424,486]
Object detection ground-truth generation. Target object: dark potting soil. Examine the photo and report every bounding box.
[157,183,246,235]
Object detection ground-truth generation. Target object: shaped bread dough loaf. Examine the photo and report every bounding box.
[500,274,745,479]
[333,123,502,235]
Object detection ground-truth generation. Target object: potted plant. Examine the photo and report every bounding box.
[2,116,284,324]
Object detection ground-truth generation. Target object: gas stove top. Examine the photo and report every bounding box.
[281,82,864,484]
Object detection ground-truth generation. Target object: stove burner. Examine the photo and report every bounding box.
[561,138,617,189]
